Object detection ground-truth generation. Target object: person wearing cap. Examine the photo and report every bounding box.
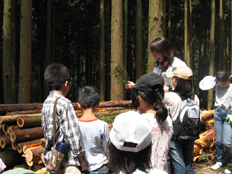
[125,37,186,92]
[109,112,168,174]
[131,73,173,172]
[163,66,200,174]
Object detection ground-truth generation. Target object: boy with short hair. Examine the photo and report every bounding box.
[41,63,86,173]
[77,86,109,174]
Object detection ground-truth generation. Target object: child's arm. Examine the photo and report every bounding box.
[77,156,87,171]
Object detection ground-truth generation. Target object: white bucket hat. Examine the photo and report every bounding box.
[199,76,216,90]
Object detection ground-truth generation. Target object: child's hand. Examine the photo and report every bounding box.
[125,81,135,89]
[78,156,87,171]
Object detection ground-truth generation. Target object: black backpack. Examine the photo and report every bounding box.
[173,94,201,140]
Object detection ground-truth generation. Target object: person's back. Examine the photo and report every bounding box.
[77,86,109,173]
[41,63,86,173]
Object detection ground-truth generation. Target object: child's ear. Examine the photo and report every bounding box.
[138,95,143,103]
[77,102,82,110]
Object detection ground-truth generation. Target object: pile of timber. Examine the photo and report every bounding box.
[0,100,132,169]
[0,101,217,169]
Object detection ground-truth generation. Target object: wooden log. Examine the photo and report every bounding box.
[0,100,132,113]
[0,113,41,124]
[16,138,46,154]
[10,127,44,143]
[7,125,21,135]
[205,119,214,128]
[0,135,11,149]
[6,109,41,115]
[1,124,8,135]
[17,115,41,128]
[11,142,17,150]
[193,128,216,160]
[23,146,45,166]
[201,109,215,124]
[0,148,25,169]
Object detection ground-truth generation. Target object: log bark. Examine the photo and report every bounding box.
[0,135,11,149]
[16,138,45,154]
[0,100,132,113]
[0,113,41,124]
[10,127,44,142]
[7,125,20,135]
[7,110,41,115]
[17,115,41,128]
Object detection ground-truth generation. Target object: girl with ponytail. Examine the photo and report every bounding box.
[131,73,173,172]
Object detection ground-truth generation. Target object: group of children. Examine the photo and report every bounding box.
[41,62,232,174]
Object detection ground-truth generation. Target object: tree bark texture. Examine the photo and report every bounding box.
[18,0,32,103]
[147,0,164,72]
[111,0,124,101]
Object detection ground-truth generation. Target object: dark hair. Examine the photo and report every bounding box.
[216,70,229,82]
[150,37,176,72]
[77,86,100,109]
[109,142,151,174]
[44,63,70,90]
[173,77,194,98]
[131,85,168,124]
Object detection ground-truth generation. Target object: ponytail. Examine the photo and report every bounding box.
[153,101,168,124]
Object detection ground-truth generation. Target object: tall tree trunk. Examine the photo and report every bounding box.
[167,0,171,41]
[208,0,215,110]
[3,0,14,104]
[100,0,105,101]
[105,0,111,101]
[123,0,128,100]
[136,0,143,80]
[218,0,223,70]
[163,0,166,37]
[44,0,52,99]
[189,0,193,70]
[52,1,56,62]
[11,0,17,103]
[18,0,32,103]
[184,0,190,66]
[147,0,164,73]
[111,0,123,101]
[231,0,232,74]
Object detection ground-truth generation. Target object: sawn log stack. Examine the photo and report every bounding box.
[0,101,215,168]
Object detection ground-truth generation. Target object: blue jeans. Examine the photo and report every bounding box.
[169,138,195,174]
[214,107,232,164]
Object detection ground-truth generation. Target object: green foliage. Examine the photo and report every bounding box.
[97,115,116,123]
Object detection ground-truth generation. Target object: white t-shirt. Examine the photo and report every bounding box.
[78,119,109,171]
[141,113,173,172]
[153,57,187,75]
[163,92,200,122]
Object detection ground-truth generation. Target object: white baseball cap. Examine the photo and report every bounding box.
[199,76,216,90]
[110,111,152,153]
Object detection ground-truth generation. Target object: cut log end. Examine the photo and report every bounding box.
[17,117,25,128]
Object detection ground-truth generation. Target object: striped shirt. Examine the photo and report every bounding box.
[41,90,84,167]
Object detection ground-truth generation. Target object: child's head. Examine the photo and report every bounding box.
[166,66,194,97]
[132,73,168,124]
[150,37,176,71]
[216,70,230,88]
[77,86,99,109]
[109,112,152,174]
[44,63,70,91]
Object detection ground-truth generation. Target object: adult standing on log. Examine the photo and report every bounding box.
[41,63,86,173]
[126,37,186,92]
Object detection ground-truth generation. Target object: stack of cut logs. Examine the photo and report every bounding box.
[0,101,132,169]
[0,101,216,170]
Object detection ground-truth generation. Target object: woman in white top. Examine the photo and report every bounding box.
[126,37,186,92]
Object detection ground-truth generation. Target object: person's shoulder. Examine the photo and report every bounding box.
[172,57,186,66]
[164,92,181,101]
